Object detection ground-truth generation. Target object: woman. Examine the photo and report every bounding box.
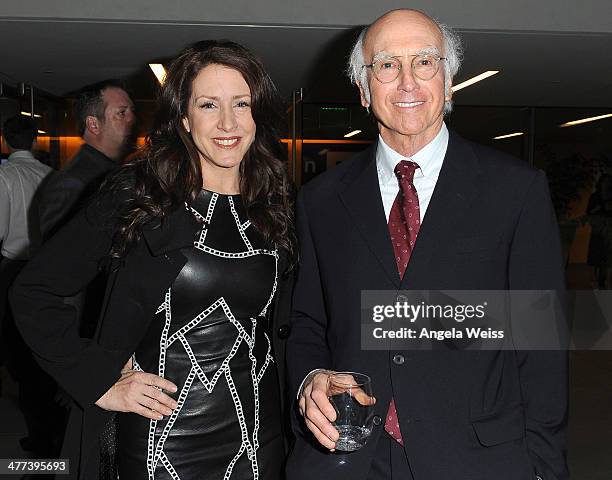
[11,40,295,479]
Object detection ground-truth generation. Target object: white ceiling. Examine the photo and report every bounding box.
[0,19,610,110]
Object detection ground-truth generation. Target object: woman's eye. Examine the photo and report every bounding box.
[235,101,250,108]
[200,102,216,109]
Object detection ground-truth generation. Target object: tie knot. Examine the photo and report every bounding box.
[394,160,419,186]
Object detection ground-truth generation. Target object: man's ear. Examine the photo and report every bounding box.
[357,82,370,109]
[182,116,190,133]
[85,115,100,135]
[445,83,453,102]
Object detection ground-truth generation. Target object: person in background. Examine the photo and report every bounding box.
[0,115,58,460]
[11,40,295,480]
[587,174,612,288]
[40,79,136,240]
[39,79,136,339]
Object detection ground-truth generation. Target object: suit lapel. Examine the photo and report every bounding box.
[339,146,401,288]
[402,132,483,288]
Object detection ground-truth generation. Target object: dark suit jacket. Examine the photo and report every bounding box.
[11,192,294,479]
[39,143,116,241]
[38,144,118,338]
[286,132,568,480]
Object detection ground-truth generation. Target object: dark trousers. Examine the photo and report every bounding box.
[368,434,414,480]
[1,257,67,457]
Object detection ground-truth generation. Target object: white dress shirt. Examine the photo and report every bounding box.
[376,123,449,222]
[297,124,449,398]
[0,150,52,260]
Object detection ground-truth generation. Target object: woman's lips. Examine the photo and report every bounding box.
[212,137,241,148]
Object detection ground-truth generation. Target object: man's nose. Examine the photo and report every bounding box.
[397,63,418,91]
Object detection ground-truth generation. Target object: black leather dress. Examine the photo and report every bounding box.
[117,190,284,479]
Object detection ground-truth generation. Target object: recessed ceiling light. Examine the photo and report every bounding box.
[344,129,362,138]
[452,71,500,93]
[559,113,612,128]
[149,64,167,85]
[493,132,524,140]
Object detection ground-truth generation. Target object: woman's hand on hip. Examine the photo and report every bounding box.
[95,370,179,420]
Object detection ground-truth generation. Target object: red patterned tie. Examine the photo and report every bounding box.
[385,160,420,445]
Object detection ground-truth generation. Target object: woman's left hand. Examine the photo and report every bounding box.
[95,369,178,420]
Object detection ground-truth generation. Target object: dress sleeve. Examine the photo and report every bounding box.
[10,195,126,408]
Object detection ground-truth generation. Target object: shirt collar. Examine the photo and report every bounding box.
[7,150,36,162]
[376,122,449,185]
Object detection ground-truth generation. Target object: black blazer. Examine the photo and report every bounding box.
[39,144,117,241]
[11,193,293,479]
[286,132,568,480]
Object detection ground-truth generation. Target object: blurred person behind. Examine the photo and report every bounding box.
[39,79,136,339]
[0,115,58,458]
[39,79,136,241]
[11,40,295,479]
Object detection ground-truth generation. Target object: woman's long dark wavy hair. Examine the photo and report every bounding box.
[106,40,295,258]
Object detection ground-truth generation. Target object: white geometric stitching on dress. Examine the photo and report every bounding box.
[132,355,143,372]
[194,245,276,259]
[224,367,257,479]
[178,328,242,393]
[152,367,196,474]
[141,193,278,479]
[229,195,253,252]
[166,297,252,348]
[256,332,273,384]
[146,289,172,479]
[224,443,247,480]
[188,192,218,224]
[258,251,278,317]
[159,451,180,480]
[249,318,261,453]
[191,192,218,249]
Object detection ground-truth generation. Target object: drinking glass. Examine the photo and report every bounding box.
[327,372,375,451]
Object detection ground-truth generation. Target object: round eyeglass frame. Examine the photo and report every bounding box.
[362,54,447,83]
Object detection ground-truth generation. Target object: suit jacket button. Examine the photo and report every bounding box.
[373,415,382,426]
[393,354,405,365]
[277,324,291,339]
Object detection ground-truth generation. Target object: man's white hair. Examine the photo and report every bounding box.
[347,14,463,115]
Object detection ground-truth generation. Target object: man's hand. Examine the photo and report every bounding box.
[298,371,341,450]
[95,370,178,420]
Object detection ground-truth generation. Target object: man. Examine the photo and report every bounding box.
[39,79,135,338]
[0,116,51,263]
[0,115,55,457]
[287,9,567,480]
[40,79,136,240]
[0,115,51,324]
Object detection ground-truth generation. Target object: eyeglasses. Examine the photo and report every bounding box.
[362,54,446,83]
